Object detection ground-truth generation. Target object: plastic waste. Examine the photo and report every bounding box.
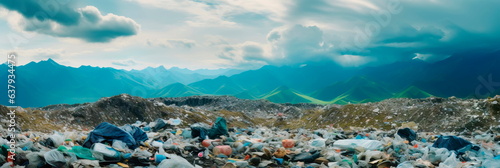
[153,118,169,132]
[152,140,164,148]
[112,140,129,152]
[49,132,65,147]
[71,159,100,167]
[333,139,383,150]
[208,117,230,139]
[438,153,460,168]
[157,154,195,168]
[309,138,326,148]
[155,153,167,163]
[482,159,500,168]
[182,129,193,139]
[120,124,148,143]
[82,122,140,149]
[432,136,478,155]
[44,150,67,167]
[397,161,414,168]
[397,128,417,142]
[92,143,121,159]
[68,146,96,160]
[132,147,153,158]
[291,150,321,163]
[26,152,44,168]
[213,145,232,156]
[168,118,182,126]
[191,126,209,141]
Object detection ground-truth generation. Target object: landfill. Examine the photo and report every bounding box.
[2,116,500,168]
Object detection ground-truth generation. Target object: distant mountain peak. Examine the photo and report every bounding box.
[142,65,168,72]
[41,58,60,65]
[24,58,62,67]
[157,65,167,71]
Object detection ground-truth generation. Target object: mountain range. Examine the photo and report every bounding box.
[1,49,500,107]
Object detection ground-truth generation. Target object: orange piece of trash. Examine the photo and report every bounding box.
[117,162,130,168]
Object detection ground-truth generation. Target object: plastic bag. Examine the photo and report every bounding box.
[26,152,44,168]
[397,128,417,142]
[333,139,383,150]
[432,136,476,155]
[112,140,129,152]
[438,153,460,168]
[482,159,500,168]
[291,150,321,163]
[208,117,229,139]
[363,150,383,162]
[397,161,414,168]
[182,129,192,139]
[157,154,194,168]
[71,159,100,168]
[132,147,152,158]
[44,150,67,167]
[68,146,96,160]
[168,118,182,126]
[119,124,148,143]
[153,119,169,132]
[49,132,65,147]
[92,143,121,159]
[309,138,326,148]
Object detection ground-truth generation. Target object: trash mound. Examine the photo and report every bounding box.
[25,94,500,133]
[3,116,500,168]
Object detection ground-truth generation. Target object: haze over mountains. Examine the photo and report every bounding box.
[2,49,500,107]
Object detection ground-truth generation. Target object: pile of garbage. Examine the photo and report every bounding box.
[2,116,500,168]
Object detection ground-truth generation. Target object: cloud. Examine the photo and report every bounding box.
[3,0,500,70]
[129,0,287,27]
[267,25,330,65]
[216,41,270,69]
[218,25,335,67]
[0,0,140,42]
[147,39,196,49]
[129,0,235,27]
[112,59,139,67]
[412,53,450,63]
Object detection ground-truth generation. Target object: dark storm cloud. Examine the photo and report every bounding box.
[0,0,140,42]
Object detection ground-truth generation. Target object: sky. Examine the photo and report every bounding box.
[0,0,499,70]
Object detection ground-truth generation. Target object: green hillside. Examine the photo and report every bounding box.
[260,86,313,104]
[395,86,433,98]
[154,83,203,97]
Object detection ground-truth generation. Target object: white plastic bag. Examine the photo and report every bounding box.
[438,153,460,168]
[157,154,194,168]
[333,139,383,150]
[309,138,326,148]
[92,143,120,159]
[44,150,67,167]
[397,161,414,168]
[49,132,65,146]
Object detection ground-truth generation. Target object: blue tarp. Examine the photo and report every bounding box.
[397,128,417,142]
[432,136,478,154]
[120,124,148,143]
[191,126,209,141]
[152,118,169,132]
[208,117,229,139]
[82,122,140,149]
[191,117,229,141]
